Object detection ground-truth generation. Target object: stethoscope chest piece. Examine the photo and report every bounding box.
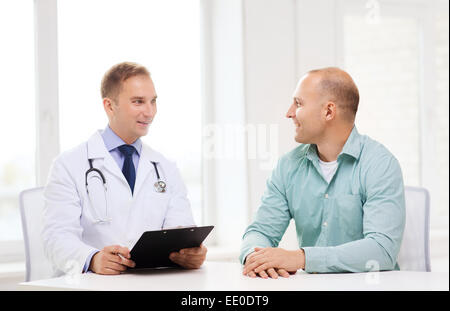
[151,161,166,193]
[154,180,166,193]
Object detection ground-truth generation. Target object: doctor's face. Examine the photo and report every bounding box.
[105,74,157,144]
[286,74,326,144]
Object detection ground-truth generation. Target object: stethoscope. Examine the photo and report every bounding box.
[85,157,166,223]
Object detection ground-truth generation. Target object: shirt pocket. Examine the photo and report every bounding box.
[335,194,363,238]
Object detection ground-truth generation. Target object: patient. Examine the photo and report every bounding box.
[241,67,405,278]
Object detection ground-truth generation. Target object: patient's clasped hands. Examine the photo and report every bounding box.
[242,247,305,279]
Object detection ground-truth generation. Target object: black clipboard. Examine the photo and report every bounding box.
[130,225,214,269]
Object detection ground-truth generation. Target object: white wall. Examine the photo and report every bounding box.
[201,0,249,247]
[243,0,297,215]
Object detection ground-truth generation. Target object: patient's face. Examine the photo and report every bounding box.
[287,74,326,144]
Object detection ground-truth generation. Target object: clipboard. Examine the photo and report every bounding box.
[129,225,214,269]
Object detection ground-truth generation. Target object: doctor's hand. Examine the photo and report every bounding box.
[169,243,207,269]
[89,245,136,275]
[242,247,304,278]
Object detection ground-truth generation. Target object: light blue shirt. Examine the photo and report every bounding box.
[101,124,142,170]
[240,126,406,273]
[83,125,142,273]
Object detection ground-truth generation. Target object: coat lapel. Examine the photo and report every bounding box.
[133,144,163,197]
[87,130,127,184]
[87,131,164,196]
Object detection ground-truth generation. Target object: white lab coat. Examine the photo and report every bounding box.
[42,130,195,276]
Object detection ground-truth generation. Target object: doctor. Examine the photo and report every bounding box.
[42,62,207,276]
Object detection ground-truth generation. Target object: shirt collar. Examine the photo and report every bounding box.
[306,126,362,162]
[101,124,142,155]
[339,126,362,160]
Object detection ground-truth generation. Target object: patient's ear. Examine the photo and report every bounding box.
[325,101,336,121]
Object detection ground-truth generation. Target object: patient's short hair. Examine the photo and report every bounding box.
[308,67,360,122]
[101,62,150,100]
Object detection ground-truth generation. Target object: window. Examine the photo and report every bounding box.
[337,0,449,228]
[57,0,203,223]
[0,1,35,256]
[343,15,421,185]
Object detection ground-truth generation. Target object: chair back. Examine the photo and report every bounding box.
[397,186,431,271]
[19,187,54,281]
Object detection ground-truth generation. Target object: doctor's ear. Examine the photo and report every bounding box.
[103,98,116,114]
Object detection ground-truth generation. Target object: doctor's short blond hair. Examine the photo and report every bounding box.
[101,61,151,100]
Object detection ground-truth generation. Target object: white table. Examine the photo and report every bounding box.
[18,261,448,291]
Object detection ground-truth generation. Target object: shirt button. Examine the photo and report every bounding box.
[323,222,328,227]
[324,193,329,199]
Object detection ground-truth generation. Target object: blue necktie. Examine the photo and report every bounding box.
[118,144,136,194]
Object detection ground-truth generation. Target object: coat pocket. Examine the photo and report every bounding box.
[143,191,171,228]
